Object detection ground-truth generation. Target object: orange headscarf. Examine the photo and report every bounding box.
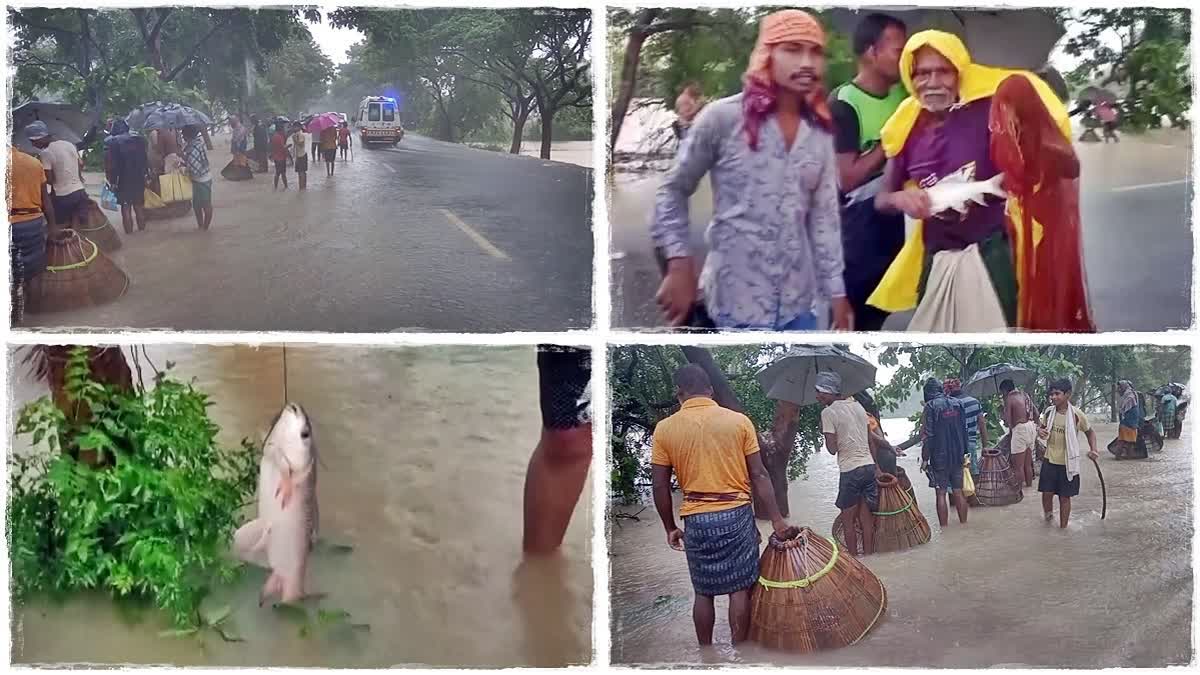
[741,10,834,150]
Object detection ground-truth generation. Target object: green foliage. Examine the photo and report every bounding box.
[9,347,259,628]
[609,345,823,505]
[1063,8,1191,130]
[612,7,856,110]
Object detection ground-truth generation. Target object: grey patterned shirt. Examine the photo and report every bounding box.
[651,94,845,329]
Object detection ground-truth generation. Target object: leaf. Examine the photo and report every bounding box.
[317,608,351,625]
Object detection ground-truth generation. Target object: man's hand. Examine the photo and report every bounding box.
[771,519,800,542]
[655,258,698,327]
[831,296,854,331]
[891,187,933,220]
[667,528,685,551]
[1087,449,1099,461]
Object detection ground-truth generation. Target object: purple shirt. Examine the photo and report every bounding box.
[895,98,1005,253]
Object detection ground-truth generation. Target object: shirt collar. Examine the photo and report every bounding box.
[680,397,717,410]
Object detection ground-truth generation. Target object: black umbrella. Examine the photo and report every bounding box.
[142,104,212,131]
[1077,86,1118,104]
[963,363,1034,399]
[755,346,877,407]
[11,101,95,153]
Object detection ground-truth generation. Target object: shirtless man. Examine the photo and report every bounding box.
[1000,379,1037,487]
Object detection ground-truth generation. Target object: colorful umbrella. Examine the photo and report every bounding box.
[306,112,343,134]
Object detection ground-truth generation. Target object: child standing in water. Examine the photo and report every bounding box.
[1038,379,1099,528]
[290,122,309,191]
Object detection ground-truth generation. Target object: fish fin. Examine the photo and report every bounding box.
[987,172,1007,196]
[233,519,272,568]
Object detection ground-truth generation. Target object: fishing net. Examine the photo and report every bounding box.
[24,229,130,314]
[975,449,1024,506]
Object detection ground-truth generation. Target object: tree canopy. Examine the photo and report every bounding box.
[610,344,1189,505]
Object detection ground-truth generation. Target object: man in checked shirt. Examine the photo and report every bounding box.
[182,124,214,231]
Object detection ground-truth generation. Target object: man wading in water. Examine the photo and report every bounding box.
[816,371,881,556]
[920,378,969,526]
[1001,378,1038,486]
[1038,379,1099,528]
[651,9,852,331]
[651,365,797,646]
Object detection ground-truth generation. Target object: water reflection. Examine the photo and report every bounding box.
[9,344,592,667]
[610,421,1192,667]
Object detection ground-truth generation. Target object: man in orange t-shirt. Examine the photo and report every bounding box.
[9,147,52,323]
[651,364,795,646]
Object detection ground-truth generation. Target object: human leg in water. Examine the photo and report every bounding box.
[522,346,592,555]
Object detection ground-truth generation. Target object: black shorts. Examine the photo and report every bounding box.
[1038,461,1080,497]
[294,156,308,173]
[274,160,287,174]
[836,464,878,510]
[536,345,591,430]
[323,148,337,162]
[928,461,965,492]
[52,189,88,222]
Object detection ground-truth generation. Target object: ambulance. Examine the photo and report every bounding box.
[356,95,404,147]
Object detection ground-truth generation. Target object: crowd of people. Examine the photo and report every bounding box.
[228,114,354,189]
[646,357,1186,645]
[650,10,1092,333]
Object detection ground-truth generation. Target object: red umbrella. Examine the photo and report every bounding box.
[306,112,342,134]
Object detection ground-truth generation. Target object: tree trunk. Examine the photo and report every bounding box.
[679,346,743,412]
[509,106,530,154]
[609,18,654,156]
[755,400,800,518]
[539,107,554,159]
[37,346,134,467]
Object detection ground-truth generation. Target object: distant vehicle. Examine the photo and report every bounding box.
[355,96,403,147]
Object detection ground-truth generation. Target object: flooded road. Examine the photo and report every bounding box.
[609,131,1193,331]
[9,344,592,667]
[609,419,1192,667]
[21,132,592,332]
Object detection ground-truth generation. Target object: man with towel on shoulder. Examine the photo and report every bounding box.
[816,371,881,556]
[651,364,796,647]
[1038,378,1099,528]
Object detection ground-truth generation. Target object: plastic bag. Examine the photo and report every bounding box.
[159,173,193,203]
[100,183,119,212]
[144,188,166,209]
[961,455,976,498]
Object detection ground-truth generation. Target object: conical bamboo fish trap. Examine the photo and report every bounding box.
[24,229,130,314]
[749,528,888,653]
[975,449,1024,506]
[832,474,930,555]
[75,199,124,252]
[871,473,931,552]
[894,467,919,512]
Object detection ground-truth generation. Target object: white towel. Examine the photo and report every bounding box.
[1046,403,1082,481]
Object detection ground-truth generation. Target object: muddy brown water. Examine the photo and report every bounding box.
[8,345,592,667]
[610,420,1192,667]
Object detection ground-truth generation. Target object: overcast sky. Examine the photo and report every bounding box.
[308,7,363,66]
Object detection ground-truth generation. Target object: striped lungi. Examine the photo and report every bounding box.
[682,504,760,597]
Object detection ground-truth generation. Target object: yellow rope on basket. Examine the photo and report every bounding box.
[757,536,839,590]
[848,574,888,646]
[46,238,99,272]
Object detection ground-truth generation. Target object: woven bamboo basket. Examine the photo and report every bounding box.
[975,449,1024,506]
[832,474,930,555]
[894,467,919,511]
[24,229,130,314]
[871,474,931,552]
[76,199,124,252]
[749,528,888,653]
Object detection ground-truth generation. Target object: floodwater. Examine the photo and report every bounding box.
[609,419,1192,667]
[8,344,592,667]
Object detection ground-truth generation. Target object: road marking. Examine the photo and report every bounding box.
[440,209,510,260]
[1111,178,1189,193]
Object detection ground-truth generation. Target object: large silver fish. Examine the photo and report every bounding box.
[233,402,319,605]
[925,172,1008,216]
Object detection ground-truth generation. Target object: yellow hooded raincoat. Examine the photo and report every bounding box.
[866,30,1072,314]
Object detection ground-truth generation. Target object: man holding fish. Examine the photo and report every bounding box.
[869,30,1091,332]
